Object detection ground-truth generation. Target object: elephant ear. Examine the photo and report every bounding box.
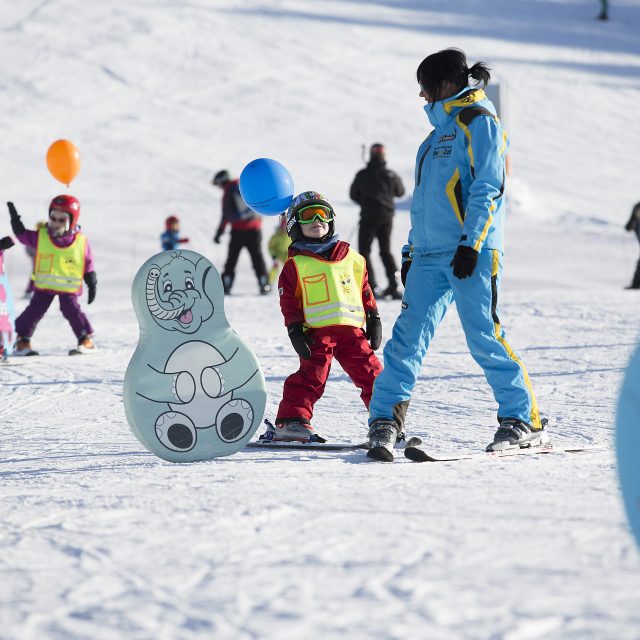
[195,255,225,324]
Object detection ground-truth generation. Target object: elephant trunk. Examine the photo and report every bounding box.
[146,267,184,320]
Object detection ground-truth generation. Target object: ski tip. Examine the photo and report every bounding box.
[404,446,431,462]
[366,446,394,462]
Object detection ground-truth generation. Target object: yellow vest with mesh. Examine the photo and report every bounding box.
[33,227,86,293]
[292,250,366,329]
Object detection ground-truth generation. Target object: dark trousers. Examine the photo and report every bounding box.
[358,217,398,291]
[15,290,93,339]
[223,229,268,287]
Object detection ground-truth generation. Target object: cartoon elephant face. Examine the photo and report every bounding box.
[146,252,215,334]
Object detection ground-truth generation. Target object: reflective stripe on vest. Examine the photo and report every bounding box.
[33,227,86,293]
[293,250,366,328]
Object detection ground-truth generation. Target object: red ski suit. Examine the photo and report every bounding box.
[276,240,382,424]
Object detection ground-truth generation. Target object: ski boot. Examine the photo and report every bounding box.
[13,335,38,356]
[258,275,271,295]
[367,418,400,462]
[486,417,549,452]
[259,418,326,443]
[221,273,234,295]
[74,334,96,354]
[382,286,403,301]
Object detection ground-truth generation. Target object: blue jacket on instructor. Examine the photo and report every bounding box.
[404,87,508,257]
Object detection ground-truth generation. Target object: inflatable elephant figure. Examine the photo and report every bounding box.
[124,250,266,462]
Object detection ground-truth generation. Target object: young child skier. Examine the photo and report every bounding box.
[8,196,98,356]
[0,235,16,361]
[161,215,189,251]
[262,191,383,442]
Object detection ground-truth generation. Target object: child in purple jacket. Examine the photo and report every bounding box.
[8,195,97,356]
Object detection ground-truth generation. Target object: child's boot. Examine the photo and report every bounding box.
[13,335,38,356]
[76,333,96,353]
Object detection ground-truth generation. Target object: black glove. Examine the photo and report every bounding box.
[450,245,479,279]
[287,322,313,360]
[213,228,224,244]
[84,271,97,304]
[7,202,25,235]
[401,259,412,287]
[364,311,382,350]
[0,236,14,250]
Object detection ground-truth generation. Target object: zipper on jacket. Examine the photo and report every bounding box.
[416,145,431,186]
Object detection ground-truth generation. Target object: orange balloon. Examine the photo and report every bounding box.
[46,139,81,186]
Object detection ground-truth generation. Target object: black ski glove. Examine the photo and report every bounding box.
[287,322,313,360]
[84,271,97,304]
[450,245,479,279]
[0,236,14,250]
[401,259,412,287]
[7,202,25,235]
[365,311,382,351]
[213,227,224,244]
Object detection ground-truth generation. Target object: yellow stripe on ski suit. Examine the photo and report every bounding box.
[491,250,541,429]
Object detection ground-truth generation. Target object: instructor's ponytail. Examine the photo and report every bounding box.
[467,61,491,89]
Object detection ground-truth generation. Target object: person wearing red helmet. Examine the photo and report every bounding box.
[161,215,189,251]
[7,195,97,356]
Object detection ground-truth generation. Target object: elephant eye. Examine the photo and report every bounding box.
[163,280,173,293]
[185,277,195,290]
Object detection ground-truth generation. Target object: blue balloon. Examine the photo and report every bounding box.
[617,343,640,548]
[239,158,294,216]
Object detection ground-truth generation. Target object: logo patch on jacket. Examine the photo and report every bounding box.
[438,131,456,143]
[433,146,452,159]
[340,274,352,293]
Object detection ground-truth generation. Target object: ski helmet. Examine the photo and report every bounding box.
[212,169,230,186]
[285,191,335,243]
[165,215,179,230]
[49,195,80,229]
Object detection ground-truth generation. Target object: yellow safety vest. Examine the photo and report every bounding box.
[33,227,86,293]
[292,250,366,329]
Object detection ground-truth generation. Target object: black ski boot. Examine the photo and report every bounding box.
[367,419,400,462]
[486,417,549,452]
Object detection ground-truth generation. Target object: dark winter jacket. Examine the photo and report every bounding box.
[216,179,261,234]
[349,157,405,219]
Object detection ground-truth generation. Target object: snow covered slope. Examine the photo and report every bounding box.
[2,1,640,638]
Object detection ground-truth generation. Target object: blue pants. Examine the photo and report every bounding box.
[369,249,541,429]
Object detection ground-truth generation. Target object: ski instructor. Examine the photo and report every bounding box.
[366,48,544,461]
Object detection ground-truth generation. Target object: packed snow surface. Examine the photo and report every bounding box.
[2,1,640,638]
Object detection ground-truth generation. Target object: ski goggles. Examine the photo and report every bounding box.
[295,205,334,224]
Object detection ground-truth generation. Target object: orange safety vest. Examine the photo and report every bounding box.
[292,250,366,329]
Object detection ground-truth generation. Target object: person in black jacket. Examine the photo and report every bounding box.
[625,202,640,289]
[212,169,270,295]
[350,143,405,299]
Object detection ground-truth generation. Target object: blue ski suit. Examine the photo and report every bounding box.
[369,87,542,431]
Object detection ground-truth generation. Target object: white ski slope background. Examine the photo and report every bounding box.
[2,1,640,638]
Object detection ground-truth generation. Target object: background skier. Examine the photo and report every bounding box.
[350,143,405,299]
[624,202,640,289]
[212,169,270,295]
[161,215,189,251]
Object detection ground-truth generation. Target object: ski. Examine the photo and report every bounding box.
[246,440,370,452]
[404,443,595,463]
